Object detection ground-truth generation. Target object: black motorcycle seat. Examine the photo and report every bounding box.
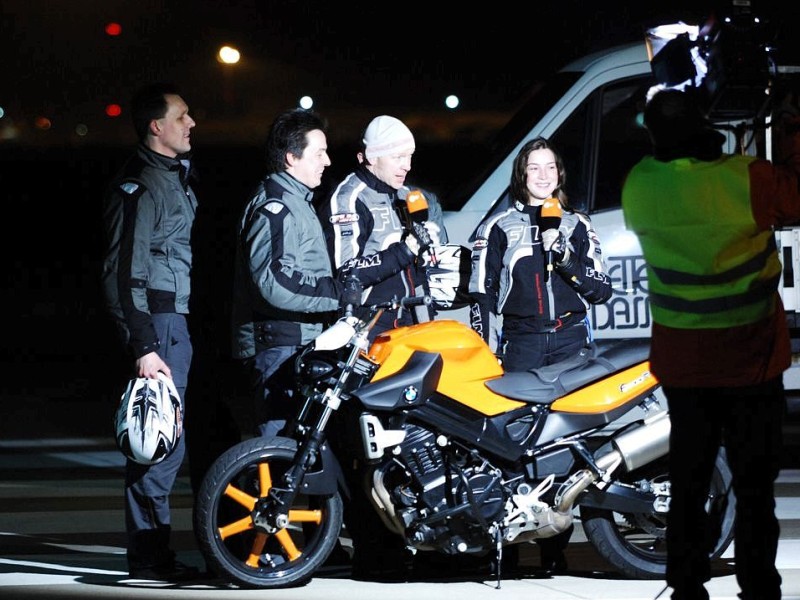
[484,339,651,404]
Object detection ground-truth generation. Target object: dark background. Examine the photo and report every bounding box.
[3,1,800,462]
[8,1,797,147]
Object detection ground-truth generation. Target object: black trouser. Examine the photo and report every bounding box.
[501,319,589,372]
[502,320,589,567]
[664,378,784,600]
[327,411,411,575]
[247,345,300,438]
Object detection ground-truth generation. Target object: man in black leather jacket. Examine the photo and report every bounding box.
[319,115,442,580]
[320,115,438,340]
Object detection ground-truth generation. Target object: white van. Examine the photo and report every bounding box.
[439,36,800,392]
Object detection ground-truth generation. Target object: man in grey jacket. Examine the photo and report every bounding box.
[231,108,360,438]
[101,82,199,582]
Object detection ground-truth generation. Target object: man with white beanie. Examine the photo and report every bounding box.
[321,115,441,337]
[362,114,416,165]
[320,115,441,580]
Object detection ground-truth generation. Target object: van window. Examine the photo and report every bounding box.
[551,76,655,215]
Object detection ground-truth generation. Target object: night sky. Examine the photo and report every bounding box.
[7,0,792,147]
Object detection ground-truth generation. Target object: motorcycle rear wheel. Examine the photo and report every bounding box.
[194,436,344,589]
[580,448,735,579]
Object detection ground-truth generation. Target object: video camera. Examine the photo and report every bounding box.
[646,1,786,123]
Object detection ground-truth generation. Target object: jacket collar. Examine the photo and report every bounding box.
[270,171,314,203]
[355,163,396,196]
[514,200,538,214]
[136,143,194,185]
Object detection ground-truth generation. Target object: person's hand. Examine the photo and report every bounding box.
[423,221,441,247]
[542,229,569,265]
[136,351,170,380]
[404,231,421,255]
[340,276,363,309]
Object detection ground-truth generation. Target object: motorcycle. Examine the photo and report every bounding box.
[194,296,735,589]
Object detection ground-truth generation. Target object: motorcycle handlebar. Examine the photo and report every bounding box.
[400,294,432,308]
[342,294,431,324]
[346,295,431,313]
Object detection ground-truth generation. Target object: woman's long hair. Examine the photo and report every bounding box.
[509,136,571,209]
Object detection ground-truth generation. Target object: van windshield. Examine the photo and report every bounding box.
[425,71,583,212]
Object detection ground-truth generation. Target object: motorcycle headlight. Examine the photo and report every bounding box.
[297,355,337,382]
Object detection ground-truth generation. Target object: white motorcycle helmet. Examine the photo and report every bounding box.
[114,373,183,465]
[426,244,472,310]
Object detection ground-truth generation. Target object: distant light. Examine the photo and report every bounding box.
[34,116,52,130]
[0,106,5,119]
[0,121,19,140]
[75,124,89,137]
[105,22,122,36]
[445,95,460,109]
[105,104,122,117]
[299,96,313,110]
[217,46,241,65]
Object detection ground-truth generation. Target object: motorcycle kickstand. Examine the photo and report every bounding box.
[493,528,502,590]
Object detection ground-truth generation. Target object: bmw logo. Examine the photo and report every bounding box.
[402,386,419,403]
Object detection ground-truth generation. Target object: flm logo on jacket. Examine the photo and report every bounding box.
[472,238,488,250]
[329,212,359,224]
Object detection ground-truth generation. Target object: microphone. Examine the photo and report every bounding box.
[539,198,562,281]
[398,189,437,265]
[405,189,429,222]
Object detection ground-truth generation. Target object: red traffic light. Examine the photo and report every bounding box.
[105,22,122,36]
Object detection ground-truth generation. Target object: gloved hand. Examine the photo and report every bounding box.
[541,229,569,265]
[423,221,442,247]
[339,276,363,309]
[403,228,422,255]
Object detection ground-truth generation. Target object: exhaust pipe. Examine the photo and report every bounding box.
[595,410,671,473]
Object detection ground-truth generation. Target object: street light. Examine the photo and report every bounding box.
[217,45,241,65]
[217,45,241,113]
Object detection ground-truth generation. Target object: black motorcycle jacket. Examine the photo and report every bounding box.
[469,200,612,343]
[101,143,197,359]
[321,164,421,327]
[232,172,343,359]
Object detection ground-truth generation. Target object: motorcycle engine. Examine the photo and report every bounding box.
[375,423,508,554]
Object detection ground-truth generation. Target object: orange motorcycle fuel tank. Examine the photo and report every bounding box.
[366,320,516,416]
[364,320,659,419]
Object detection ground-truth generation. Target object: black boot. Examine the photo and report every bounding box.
[537,524,572,575]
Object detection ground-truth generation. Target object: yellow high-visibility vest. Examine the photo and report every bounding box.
[622,154,781,329]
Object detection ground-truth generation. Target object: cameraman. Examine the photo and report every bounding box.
[622,88,800,600]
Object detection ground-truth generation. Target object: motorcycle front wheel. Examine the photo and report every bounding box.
[580,448,735,580]
[194,436,344,589]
